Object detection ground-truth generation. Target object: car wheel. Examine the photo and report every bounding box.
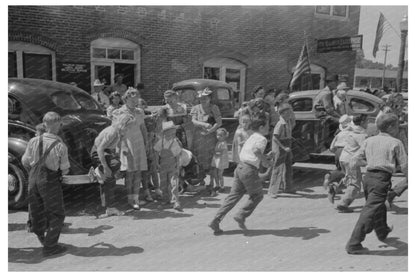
[8,162,28,209]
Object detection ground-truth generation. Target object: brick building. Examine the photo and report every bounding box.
[8,5,360,104]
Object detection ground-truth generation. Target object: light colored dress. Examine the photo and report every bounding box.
[211,141,229,170]
[112,105,147,172]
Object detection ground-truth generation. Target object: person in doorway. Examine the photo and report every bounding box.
[345,113,407,254]
[21,112,70,257]
[208,114,272,234]
[92,79,110,109]
[106,74,128,96]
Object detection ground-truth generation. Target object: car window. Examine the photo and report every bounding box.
[51,91,81,110]
[290,98,313,112]
[349,98,375,113]
[72,92,101,111]
[216,88,231,100]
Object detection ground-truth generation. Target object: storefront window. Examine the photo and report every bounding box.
[8,52,17,77]
[23,53,52,80]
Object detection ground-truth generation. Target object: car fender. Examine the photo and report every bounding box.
[8,137,28,160]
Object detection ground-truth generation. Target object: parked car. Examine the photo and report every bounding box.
[171,79,238,120]
[288,89,383,161]
[8,78,111,208]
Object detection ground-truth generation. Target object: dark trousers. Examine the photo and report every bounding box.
[346,170,392,249]
[214,163,264,222]
[28,170,65,249]
[91,149,121,208]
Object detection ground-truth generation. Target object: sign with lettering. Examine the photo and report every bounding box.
[317,35,363,53]
[59,63,88,74]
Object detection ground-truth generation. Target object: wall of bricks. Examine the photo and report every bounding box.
[9,5,360,105]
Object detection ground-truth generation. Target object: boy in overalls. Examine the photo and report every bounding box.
[22,112,70,257]
[154,121,183,211]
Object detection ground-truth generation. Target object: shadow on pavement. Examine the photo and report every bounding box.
[61,223,113,236]
[368,237,408,256]
[8,242,144,264]
[390,205,408,215]
[221,226,330,240]
[8,223,27,232]
[130,209,193,220]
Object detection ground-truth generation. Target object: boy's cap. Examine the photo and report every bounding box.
[162,121,179,131]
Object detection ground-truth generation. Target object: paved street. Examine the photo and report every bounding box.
[8,162,407,271]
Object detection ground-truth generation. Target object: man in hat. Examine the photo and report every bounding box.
[92,79,110,109]
[105,74,127,96]
[313,74,341,148]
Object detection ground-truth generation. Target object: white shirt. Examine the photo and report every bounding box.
[239,132,267,169]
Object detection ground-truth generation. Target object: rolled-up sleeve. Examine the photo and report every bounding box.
[21,139,35,169]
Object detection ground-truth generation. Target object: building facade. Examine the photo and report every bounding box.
[354,67,408,91]
[8,5,360,104]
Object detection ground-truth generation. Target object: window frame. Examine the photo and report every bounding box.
[289,97,314,112]
[348,97,376,114]
[8,41,56,81]
[315,6,349,20]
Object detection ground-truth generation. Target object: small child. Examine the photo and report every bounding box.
[208,114,272,234]
[329,114,353,170]
[154,121,183,211]
[211,128,230,193]
[231,113,253,164]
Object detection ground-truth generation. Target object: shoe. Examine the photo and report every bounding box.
[323,173,330,190]
[233,216,247,230]
[208,219,223,235]
[346,245,369,255]
[138,200,147,206]
[386,191,397,209]
[132,203,140,210]
[378,225,394,242]
[107,207,125,216]
[336,205,353,213]
[144,189,154,202]
[173,203,183,212]
[328,185,336,204]
[42,245,67,257]
[270,194,279,199]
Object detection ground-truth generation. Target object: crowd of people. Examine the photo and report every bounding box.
[21,73,408,257]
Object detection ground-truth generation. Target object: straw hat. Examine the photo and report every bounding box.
[93,79,104,87]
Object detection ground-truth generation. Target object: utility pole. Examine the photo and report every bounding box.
[381,44,390,89]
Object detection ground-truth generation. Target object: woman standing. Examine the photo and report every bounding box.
[190,88,222,196]
[112,87,148,210]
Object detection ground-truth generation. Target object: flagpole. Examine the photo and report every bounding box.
[304,31,313,90]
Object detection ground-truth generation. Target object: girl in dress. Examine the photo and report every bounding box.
[211,128,230,193]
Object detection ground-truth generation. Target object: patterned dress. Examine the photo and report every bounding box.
[112,105,147,172]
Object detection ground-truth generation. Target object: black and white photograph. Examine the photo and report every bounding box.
[5,1,410,272]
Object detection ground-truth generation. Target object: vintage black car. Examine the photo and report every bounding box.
[8,78,111,208]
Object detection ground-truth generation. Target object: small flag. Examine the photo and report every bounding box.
[373,13,389,58]
[289,41,311,90]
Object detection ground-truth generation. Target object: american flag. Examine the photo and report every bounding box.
[373,12,389,57]
[289,41,311,90]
